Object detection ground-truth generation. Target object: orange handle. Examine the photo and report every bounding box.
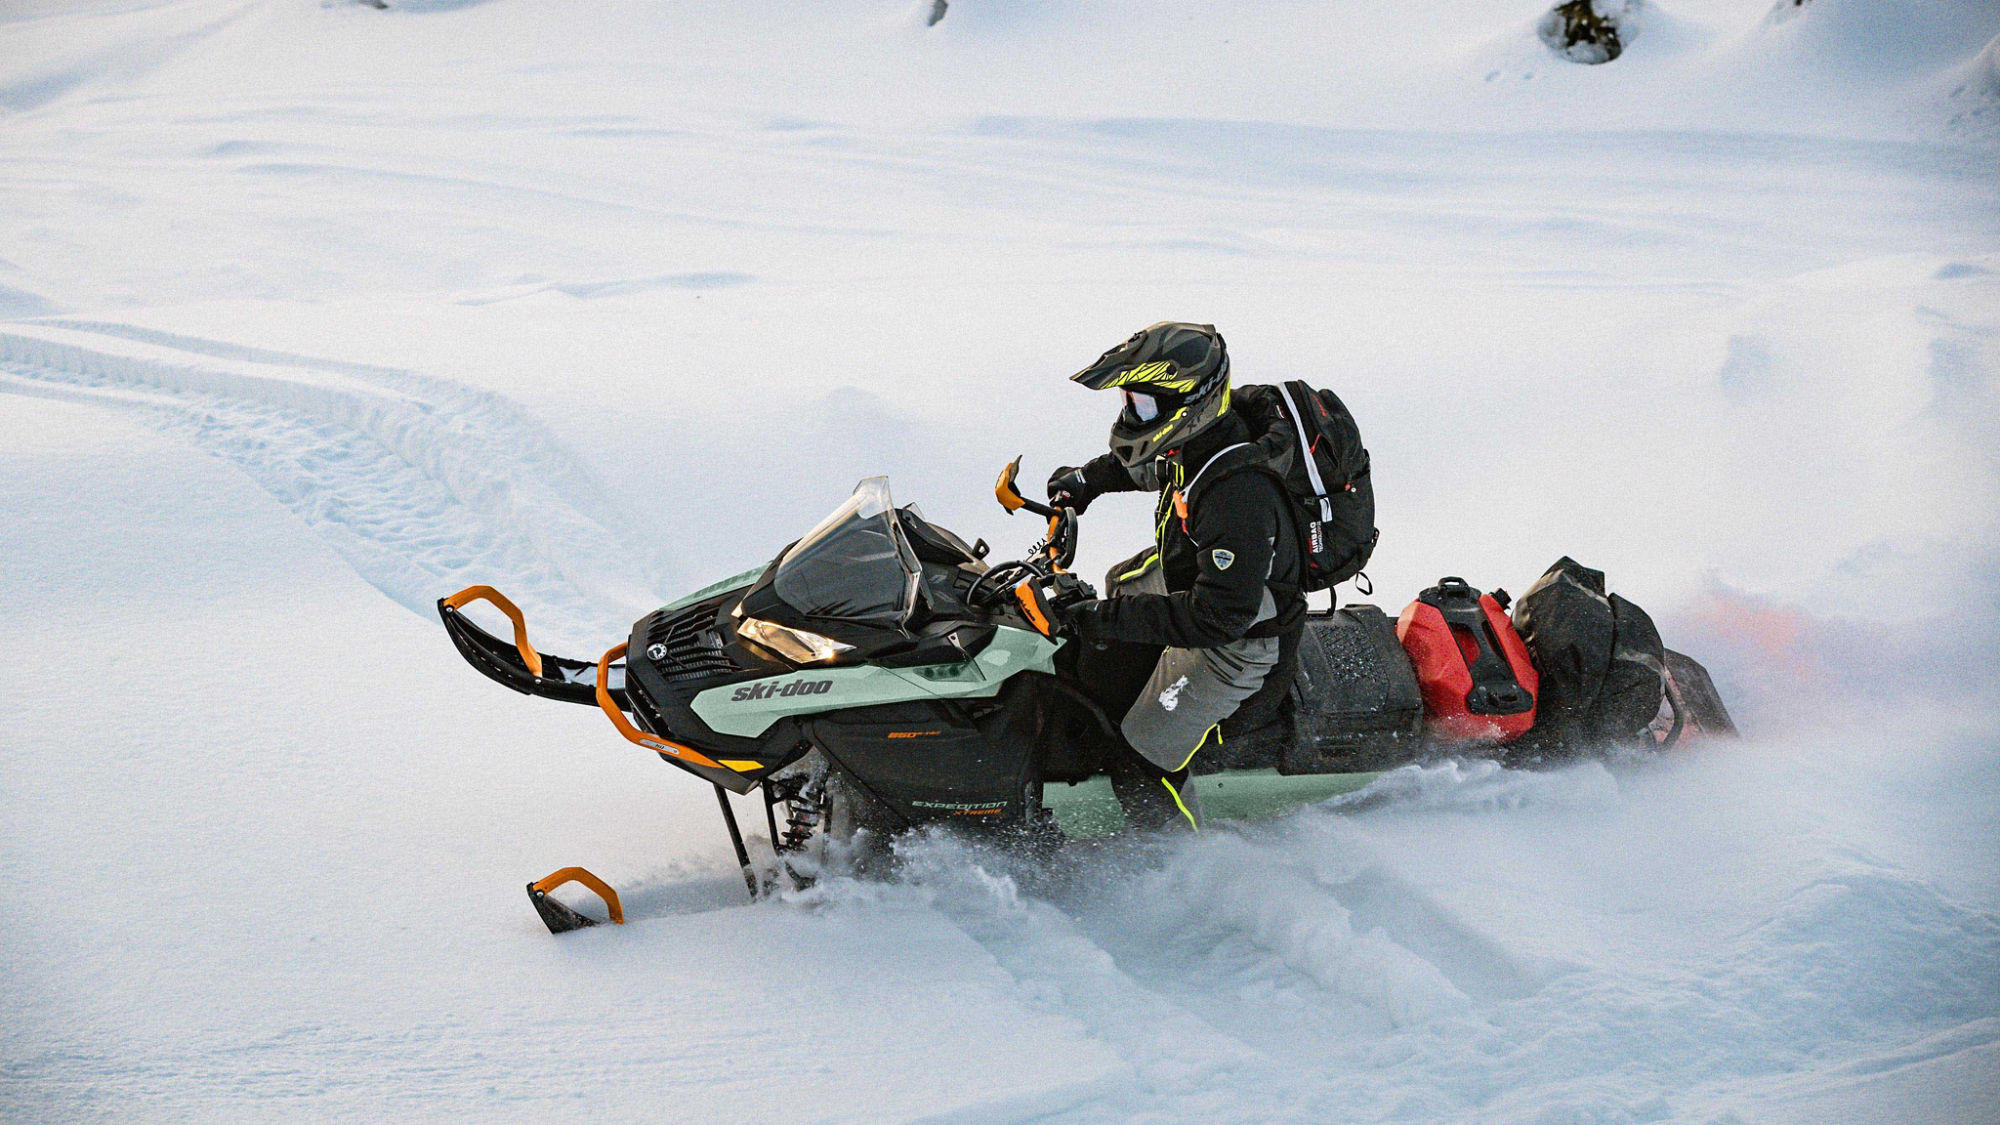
[1014,581,1055,637]
[995,456,1029,512]
[996,456,1059,518]
[531,866,624,924]
[595,643,723,769]
[440,585,543,678]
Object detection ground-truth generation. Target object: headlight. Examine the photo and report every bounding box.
[734,613,854,667]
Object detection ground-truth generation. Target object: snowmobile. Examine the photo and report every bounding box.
[438,462,1734,933]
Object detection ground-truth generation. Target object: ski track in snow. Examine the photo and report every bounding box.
[0,320,642,640]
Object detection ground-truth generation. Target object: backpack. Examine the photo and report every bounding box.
[1256,380,1379,593]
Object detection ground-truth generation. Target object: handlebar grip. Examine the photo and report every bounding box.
[1047,508,1079,571]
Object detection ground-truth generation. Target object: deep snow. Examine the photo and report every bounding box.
[3,1,1998,1122]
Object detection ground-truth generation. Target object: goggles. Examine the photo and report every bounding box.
[1120,389,1161,424]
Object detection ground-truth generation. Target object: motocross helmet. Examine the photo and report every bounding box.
[1071,322,1230,468]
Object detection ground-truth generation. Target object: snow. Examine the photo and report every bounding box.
[2,0,1998,1121]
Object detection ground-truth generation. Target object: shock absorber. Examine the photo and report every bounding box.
[781,787,822,853]
[764,759,826,854]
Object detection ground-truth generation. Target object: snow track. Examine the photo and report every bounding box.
[0,320,644,639]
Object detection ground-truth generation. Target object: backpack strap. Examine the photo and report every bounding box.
[1277,381,1333,524]
[1175,441,1305,602]
[1182,442,1257,500]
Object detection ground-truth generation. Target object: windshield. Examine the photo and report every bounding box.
[770,477,920,628]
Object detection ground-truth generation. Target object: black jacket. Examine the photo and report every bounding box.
[1070,405,1306,650]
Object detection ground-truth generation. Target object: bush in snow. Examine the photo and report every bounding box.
[1538,0,1645,64]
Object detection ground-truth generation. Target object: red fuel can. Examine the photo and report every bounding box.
[1396,577,1539,743]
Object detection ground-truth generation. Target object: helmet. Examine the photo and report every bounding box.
[1071,322,1230,468]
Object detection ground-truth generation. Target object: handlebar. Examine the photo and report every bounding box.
[975,458,1096,634]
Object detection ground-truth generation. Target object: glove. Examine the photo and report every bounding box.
[1048,570,1098,605]
[1046,465,1098,514]
[1015,579,1101,641]
[1052,596,1104,641]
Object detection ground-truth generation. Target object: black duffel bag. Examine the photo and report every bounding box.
[1510,556,1667,753]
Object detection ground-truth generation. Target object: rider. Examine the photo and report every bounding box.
[1046,322,1306,830]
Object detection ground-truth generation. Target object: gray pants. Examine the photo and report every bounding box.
[1105,548,1282,775]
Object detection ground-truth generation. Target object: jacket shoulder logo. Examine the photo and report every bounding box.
[1211,548,1235,571]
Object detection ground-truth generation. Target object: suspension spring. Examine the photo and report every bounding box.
[766,770,825,854]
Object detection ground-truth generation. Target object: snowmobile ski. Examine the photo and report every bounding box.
[526,867,624,934]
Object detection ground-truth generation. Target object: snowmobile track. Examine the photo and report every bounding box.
[0,321,642,639]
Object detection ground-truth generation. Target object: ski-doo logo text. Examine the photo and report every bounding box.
[730,679,834,702]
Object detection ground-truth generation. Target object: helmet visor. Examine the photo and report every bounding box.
[1120,389,1161,424]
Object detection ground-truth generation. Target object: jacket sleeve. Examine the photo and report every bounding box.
[1076,451,1148,497]
[1086,471,1279,648]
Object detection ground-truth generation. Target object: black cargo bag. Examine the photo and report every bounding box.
[1280,604,1424,772]
[1511,557,1667,752]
